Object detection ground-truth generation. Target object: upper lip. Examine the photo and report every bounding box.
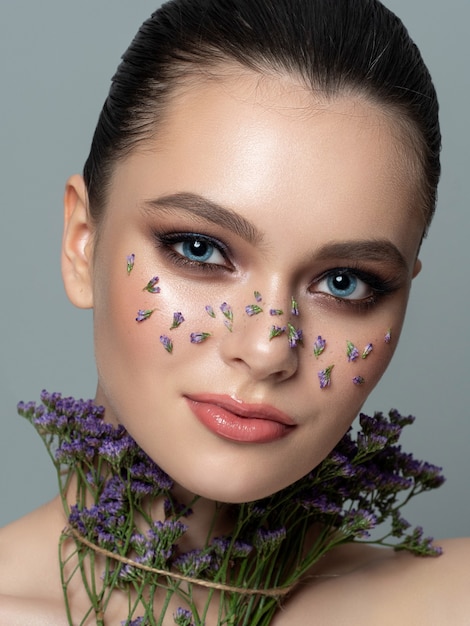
[185,393,296,426]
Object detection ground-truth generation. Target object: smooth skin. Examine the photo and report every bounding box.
[1,70,468,624]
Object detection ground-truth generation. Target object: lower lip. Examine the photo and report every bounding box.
[186,399,294,444]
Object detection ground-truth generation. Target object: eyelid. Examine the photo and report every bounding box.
[153,230,234,271]
[310,266,400,305]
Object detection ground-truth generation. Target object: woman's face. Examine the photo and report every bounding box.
[79,71,424,502]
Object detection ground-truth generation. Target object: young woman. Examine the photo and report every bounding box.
[1,0,468,623]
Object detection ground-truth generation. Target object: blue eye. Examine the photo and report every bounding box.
[316,270,370,300]
[172,235,227,266]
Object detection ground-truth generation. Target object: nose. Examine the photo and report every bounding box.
[219,305,300,383]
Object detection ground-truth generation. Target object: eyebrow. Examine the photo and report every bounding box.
[315,241,409,273]
[141,192,409,272]
[140,192,263,245]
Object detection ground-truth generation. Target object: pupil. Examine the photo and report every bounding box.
[190,240,207,257]
[333,274,351,292]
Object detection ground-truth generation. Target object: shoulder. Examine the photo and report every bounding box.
[0,498,67,625]
[273,539,470,625]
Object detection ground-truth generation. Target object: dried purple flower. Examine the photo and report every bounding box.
[173,607,195,626]
[269,325,286,339]
[135,309,155,322]
[170,312,185,329]
[205,305,216,318]
[160,335,173,353]
[269,308,284,316]
[190,332,211,344]
[126,253,135,275]
[143,276,160,294]
[362,343,373,359]
[245,304,263,316]
[254,291,262,302]
[346,340,359,362]
[223,319,233,332]
[353,376,365,385]
[291,296,299,316]
[318,364,334,389]
[385,329,392,344]
[313,335,326,358]
[220,302,233,322]
[287,323,303,348]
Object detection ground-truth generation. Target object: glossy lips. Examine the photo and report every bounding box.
[185,394,296,443]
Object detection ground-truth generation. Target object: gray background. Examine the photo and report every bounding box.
[1,1,468,539]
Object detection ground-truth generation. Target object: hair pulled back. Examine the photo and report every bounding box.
[83,0,440,234]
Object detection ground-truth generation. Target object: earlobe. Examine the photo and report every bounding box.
[61,174,94,309]
[412,258,422,279]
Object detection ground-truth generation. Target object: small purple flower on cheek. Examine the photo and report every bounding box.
[291,296,299,316]
[245,304,263,316]
[126,253,135,275]
[223,319,233,332]
[190,332,211,344]
[353,376,365,385]
[269,325,286,339]
[318,365,334,389]
[170,312,185,329]
[136,309,155,322]
[385,329,392,344]
[346,340,359,362]
[362,343,373,359]
[160,335,173,353]
[220,302,233,322]
[205,305,216,318]
[313,335,326,358]
[287,323,303,348]
[143,276,160,293]
[269,309,284,316]
[254,291,262,303]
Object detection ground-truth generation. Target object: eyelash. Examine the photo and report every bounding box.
[311,267,399,310]
[153,231,233,272]
[153,230,400,309]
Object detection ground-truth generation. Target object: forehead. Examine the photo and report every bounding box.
[112,71,424,260]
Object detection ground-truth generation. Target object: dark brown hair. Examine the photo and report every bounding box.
[83,0,440,234]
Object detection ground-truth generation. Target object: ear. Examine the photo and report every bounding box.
[412,258,422,279]
[61,174,94,309]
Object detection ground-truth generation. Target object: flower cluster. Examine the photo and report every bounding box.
[18,392,444,626]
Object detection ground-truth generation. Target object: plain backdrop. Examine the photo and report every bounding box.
[0,1,469,539]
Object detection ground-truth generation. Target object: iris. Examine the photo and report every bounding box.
[182,239,214,262]
[327,272,358,298]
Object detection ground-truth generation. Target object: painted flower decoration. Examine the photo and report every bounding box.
[126,253,135,275]
[318,365,334,389]
[362,343,373,359]
[160,335,173,353]
[143,276,161,294]
[346,340,359,362]
[313,336,326,358]
[136,309,155,322]
[170,312,185,329]
[190,332,211,344]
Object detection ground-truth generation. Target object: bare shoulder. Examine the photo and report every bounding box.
[273,539,470,625]
[0,497,67,625]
